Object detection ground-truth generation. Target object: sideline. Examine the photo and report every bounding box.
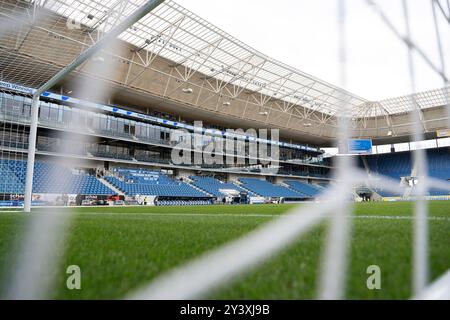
[3,211,447,221]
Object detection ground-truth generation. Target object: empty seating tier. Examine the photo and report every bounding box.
[0,159,113,195]
[238,177,302,198]
[189,176,246,197]
[362,148,450,196]
[105,168,208,198]
[284,180,322,198]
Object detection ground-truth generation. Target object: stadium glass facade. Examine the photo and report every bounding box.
[3,85,450,207]
[0,87,332,207]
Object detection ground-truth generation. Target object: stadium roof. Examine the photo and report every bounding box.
[3,0,366,115]
[355,86,450,117]
[0,0,448,121]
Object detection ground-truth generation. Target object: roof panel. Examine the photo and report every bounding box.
[36,0,367,115]
[355,86,450,117]
[2,0,447,119]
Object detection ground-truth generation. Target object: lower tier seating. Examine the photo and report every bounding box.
[284,180,322,197]
[105,168,208,197]
[362,148,450,196]
[190,176,247,197]
[0,159,113,195]
[238,177,303,198]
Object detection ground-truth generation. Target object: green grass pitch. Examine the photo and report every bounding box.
[0,201,449,299]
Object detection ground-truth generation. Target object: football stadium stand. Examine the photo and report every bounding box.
[427,148,450,196]
[365,152,412,180]
[0,158,329,203]
[0,160,113,195]
[284,180,323,198]
[189,176,248,197]
[361,148,450,197]
[105,169,208,198]
[0,0,448,208]
[238,178,304,198]
[427,148,450,181]
[0,160,24,194]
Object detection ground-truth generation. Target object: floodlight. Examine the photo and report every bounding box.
[182,88,193,94]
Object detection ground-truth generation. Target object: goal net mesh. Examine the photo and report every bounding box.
[0,0,449,300]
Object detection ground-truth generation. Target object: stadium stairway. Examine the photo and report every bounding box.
[360,156,371,175]
[281,181,323,199]
[104,168,209,198]
[233,183,257,197]
[357,158,383,199]
[233,181,262,197]
[98,176,124,196]
[183,177,215,197]
[283,180,323,198]
[189,176,248,198]
[238,178,303,198]
[358,155,404,198]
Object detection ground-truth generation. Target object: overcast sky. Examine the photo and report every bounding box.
[176,0,450,101]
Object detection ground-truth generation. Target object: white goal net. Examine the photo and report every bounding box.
[0,0,449,300]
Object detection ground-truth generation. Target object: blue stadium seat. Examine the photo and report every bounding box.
[0,159,114,195]
[189,176,247,197]
[284,180,323,198]
[238,178,303,198]
[105,168,208,197]
[362,148,450,196]
[425,148,450,196]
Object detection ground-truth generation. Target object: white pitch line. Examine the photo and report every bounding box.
[3,211,449,221]
[78,212,450,221]
[354,215,450,221]
[80,212,278,218]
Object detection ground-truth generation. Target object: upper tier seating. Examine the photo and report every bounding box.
[238,177,302,198]
[0,159,113,195]
[106,168,207,197]
[284,180,322,198]
[189,176,247,197]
